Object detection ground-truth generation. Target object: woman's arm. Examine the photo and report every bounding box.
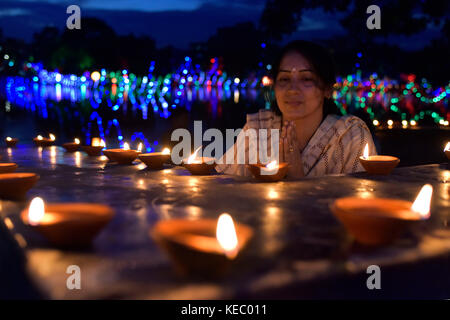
[281,120,305,179]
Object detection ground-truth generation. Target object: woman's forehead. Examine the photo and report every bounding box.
[279,51,313,73]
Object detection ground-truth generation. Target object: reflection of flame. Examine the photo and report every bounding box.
[28,197,45,226]
[363,143,369,159]
[411,184,433,219]
[49,134,56,141]
[37,135,43,140]
[6,137,12,141]
[123,142,130,150]
[265,160,278,170]
[137,143,143,152]
[74,138,80,144]
[162,148,170,155]
[216,213,238,259]
[187,146,202,164]
[444,142,450,152]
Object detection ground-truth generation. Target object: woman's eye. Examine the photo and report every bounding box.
[278,78,289,82]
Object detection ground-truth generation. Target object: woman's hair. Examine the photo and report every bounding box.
[270,40,341,117]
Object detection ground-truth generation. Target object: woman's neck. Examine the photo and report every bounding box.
[287,106,324,152]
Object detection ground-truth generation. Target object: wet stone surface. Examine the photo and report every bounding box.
[0,146,449,299]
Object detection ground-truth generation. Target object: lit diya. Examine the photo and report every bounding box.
[5,137,18,148]
[102,142,139,165]
[151,213,253,276]
[330,184,433,246]
[21,197,115,247]
[82,138,105,157]
[33,134,56,148]
[359,143,400,175]
[0,163,18,174]
[62,138,81,152]
[138,148,171,170]
[0,173,40,199]
[444,142,450,161]
[182,147,216,175]
[248,160,289,182]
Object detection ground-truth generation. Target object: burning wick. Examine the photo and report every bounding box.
[28,197,45,226]
[123,142,130,150]
[362,143,369,160]
[49,134,56,141]
[37,135,43,141]
[187,146,202,164]
[265,160,278,170]
[216,213,238,259]
[137,143,143,153]
[411,184,433,220]
[162,148,170,155]
[6,137,12,141]
[74,138,80,145]
[444,142,450,152]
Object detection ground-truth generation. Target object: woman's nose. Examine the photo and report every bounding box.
[287,79,302,93]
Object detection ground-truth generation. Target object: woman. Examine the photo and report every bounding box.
[216,40,377,178]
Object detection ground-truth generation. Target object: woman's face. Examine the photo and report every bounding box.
[274,51,329,121]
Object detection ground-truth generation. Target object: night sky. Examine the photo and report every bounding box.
[0,0,443,49]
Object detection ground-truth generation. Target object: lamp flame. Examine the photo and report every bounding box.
[411,184,433,219]
[28,197,45,226]
[74,138,80,145]
[92,138,106,148]
[262,76,272,86]
[49,134,56,141]
[6,137,12,141]
[37,135,43,140]
[123,142,130,150]
[137,143,143,152]
[187,146,202,164]
[444,142,450,152]
[216,213,239,259]
[162,148,170,155]
[265,160,278,170]
[363,143,369,159]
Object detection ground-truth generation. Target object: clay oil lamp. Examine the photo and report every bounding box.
[0,173,40,200]
[33,134,55,148]
[444,142,450,161]
[182,147,216,175]
[82,138,105,157]
[21,197,115,248]
[330,184,433,246]
[62,138,81,153]
[138,148,171,170]
[102,142,139,165]
[359,143,400,175]
[5,137,18,148]
[248,160,289,182]
[0,163,18,174]
[151,213,253,276]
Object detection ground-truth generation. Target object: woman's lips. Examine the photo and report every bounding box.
[285,101,303,106]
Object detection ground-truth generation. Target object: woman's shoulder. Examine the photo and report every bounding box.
[245,109,281,129]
